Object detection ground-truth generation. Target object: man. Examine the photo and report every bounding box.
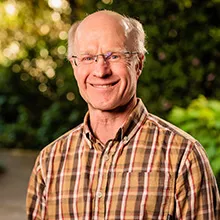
[26,10,220,219]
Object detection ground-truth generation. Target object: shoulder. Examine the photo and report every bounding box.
[147,113,198,144]
[32,123,85,182]
[35,123,84,167]
[146,113,211,173]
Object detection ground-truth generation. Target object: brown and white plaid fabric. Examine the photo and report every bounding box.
[26,99,220,219]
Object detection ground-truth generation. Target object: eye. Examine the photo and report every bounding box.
[81,55,95,62]
[110,53,121,60]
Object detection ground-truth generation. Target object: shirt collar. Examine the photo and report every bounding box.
[119,98,149,143]
[83,98,149,148]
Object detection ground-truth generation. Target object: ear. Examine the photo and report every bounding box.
[135,53,145,79]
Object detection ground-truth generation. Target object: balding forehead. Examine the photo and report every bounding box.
[77,11,126,32]
[75,13,127,42]
[72,11,137,54]
[68,11,146,58]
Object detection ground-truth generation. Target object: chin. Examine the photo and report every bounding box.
[89,100,120,112]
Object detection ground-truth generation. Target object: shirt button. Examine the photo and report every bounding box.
[97,192,102,198]
[103,153,109,161]
[123,136,128,142]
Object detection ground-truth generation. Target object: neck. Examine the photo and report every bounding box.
[88,97,137,144]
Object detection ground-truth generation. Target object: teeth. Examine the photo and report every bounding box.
[92,84,113,88]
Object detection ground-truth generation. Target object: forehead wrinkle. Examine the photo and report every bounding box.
[75,30,127,55]
[77,46,127,56]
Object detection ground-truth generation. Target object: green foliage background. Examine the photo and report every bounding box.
[168,95,220,186]
[0,0,219,181]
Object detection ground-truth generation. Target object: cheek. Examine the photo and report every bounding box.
[76,77,86,90]
[126,65,138,83]
[74,68,87,87]
[73,72,80,85]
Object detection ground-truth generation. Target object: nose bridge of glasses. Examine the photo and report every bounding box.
[95,53,109,63]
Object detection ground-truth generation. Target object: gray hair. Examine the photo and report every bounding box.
[123,17,147,55]
[67,11,147,59]
[67,21,81,60]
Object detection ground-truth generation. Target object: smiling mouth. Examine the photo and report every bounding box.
[90,81,118,88]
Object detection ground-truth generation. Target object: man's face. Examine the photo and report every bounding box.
[71,13,142,112]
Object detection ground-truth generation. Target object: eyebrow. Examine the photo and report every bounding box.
[78,52,93,55]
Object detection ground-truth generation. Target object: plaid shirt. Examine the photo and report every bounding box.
[26,99,220,219]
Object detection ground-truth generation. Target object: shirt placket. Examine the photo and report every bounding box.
[93,140,116,220]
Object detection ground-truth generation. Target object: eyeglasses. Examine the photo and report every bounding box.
[71,51,139,66]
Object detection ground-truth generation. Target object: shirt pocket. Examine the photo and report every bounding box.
[112,170,174,219]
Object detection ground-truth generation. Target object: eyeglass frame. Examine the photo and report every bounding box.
[71,51,141,66]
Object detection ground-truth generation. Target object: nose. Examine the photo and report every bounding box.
[92,56,112,78]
